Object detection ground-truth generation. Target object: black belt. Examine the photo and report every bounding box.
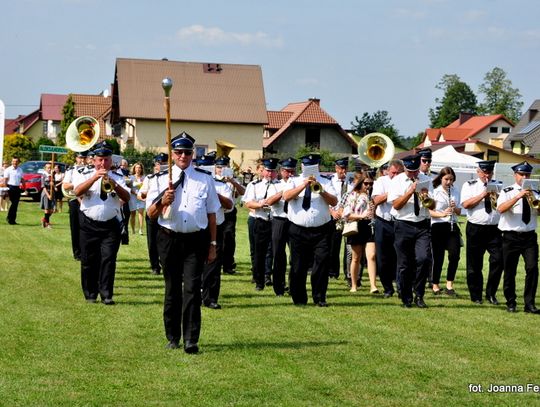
[396,219,430,228]
[82,213,118,226]
[272,216,288,221]
[503,230,536,236]
[159,226,203,236]
[376,215,394,224]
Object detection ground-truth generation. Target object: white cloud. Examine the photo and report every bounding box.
[175,25,283,48]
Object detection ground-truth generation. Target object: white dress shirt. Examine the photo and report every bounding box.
[460,178,501,225]
[147,165,220,233]
[4,166,23,186]
[214,179,234,226]
[372,175,393,221]
[73,168,129,222]
[241,178,279,220]
[497,183,539,232]
[430,184,462,225]
[284,174,337,227]
[387,172,432,222]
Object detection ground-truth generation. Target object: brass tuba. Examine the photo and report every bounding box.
[357,133,395,167]
[216,139,236,158]
[66,116,100,152]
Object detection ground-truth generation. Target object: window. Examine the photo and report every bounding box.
[486,149,499,162]
[501,127,510,133]
[195,145,207,158]
[305,128,320,149]
[42,122,48,136]
[489,127,498,133]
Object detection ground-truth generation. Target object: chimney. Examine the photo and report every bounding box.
[309,97,320,105]
[459,112,474,124]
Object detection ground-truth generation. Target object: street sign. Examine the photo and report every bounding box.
[38,145,69,154]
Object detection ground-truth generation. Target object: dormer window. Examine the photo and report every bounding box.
[489,126,498,133]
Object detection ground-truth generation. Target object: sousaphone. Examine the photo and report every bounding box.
[66,116,100,152]
[357,132,395,168]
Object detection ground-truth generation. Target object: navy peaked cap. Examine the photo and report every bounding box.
[171,132,195,150]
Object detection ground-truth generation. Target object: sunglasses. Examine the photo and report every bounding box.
[363,182,374,186]
[173,149,193,156]
[516,172,530,176]
[421,159,432,163]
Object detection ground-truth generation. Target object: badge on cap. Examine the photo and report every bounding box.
[335,157,349,168]
[417,148,432,159]
[154,153,169,163]
[263,157,279,170]
[511,161,533,174]
[478,160,496,172]
[215,156,231,166]
[301,153,321,166]
[92,141,113,157]
[171,132,195,150]
[279,157,297,169]
[402,155,421,171]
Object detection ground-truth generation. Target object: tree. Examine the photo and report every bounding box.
[3,133,35,162]
[58,94,76,147]
[478,67,523,123]
[350,110,405,149]
[429,74,478,128]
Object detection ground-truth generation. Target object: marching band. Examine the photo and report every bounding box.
[18,112,539,354]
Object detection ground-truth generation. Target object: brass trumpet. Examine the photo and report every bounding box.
[526,191,540,209]
[101,175,115,194]
[489,191,498,210]
[417,191,435,208]
[309,176,324,193]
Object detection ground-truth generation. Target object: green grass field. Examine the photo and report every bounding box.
[0,199,539,406]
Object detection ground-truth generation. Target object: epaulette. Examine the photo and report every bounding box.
[110,170,124,178]
[320,174,332,180]
[194,167,212,176]
[467,180,477,185]
[251,179,262,185]
[213,177,226,183]
[503,186,514,193]
[147,170,168,179]
[79,165,95,175]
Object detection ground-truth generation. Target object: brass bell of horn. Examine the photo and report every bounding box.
[357,132,395,168]
[216,139,236,157]
[66,116,100,152]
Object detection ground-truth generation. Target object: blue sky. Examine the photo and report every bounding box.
[1,0,539,136]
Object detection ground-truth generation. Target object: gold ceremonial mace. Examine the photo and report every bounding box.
[161,77,173,219]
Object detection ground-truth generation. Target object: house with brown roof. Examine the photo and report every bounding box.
[9,93,112,142]
[111,58,268,168]
[421,113,526,163]
[504,100,540,156]
[263,98,356,156]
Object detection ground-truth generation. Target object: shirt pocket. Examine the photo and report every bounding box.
[189,190,208,209]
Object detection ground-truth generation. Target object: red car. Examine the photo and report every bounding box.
[19,160,67,201]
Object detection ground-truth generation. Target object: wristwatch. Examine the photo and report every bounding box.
[210,240,217,246]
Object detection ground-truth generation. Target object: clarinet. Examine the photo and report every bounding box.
[448,185,454,232]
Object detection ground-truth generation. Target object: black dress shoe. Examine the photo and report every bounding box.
[472,299,483,305]
[151,268,161,275]
[205,302,222,310]
[265,278,273,287]
[383,291,394,298]
[486,295,499,305]
[524,305,540,314]
[86,298,97,304]
[414,297,428,308]
[317,301,329,307]
[165,340,179,349]
[101,298,115,305]
[445,289,457,297]
[506,304,517,313]
[255,285,264,291]
[402,302,413,308]
[184,341,199,354]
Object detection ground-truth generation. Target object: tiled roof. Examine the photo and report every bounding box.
[425,114,511,142]
[263,99,353,148]
[114,58,267,124]
[40,94,68,121]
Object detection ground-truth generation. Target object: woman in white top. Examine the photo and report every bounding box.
[429,167,462,296]
[129,162,146,235]
[342,172,378,294]
[0,161,10,211]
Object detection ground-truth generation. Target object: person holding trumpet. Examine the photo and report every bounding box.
[387,154,434,308]
[283,154,338,307]
[72,141,131,305]
[460,160,503,305]
[428,167,462,296]
[496,161,540,314]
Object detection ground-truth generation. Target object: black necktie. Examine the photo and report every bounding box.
[522,196,531,224]
[340,180,346,197]
[151,172,185,206]
[263,181,270,199]
[100,178,108,201]
[413,192,420,216]
[178,171,185,188]
[302,185,311,211]
[284,201,288,213]
[484,196,492,214]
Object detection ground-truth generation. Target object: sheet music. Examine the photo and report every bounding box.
[486,182,502,193]
[415,179,430,192]
[301,164,320,178]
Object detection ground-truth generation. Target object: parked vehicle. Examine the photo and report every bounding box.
[19,161,67,201]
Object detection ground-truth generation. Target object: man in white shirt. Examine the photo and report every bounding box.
[283,154,338,307]
[460,160,503,305]
[496,161,539,314]
[4,157,23,225]
[372,159,404,298]
[73,142,131,305]
[147,132,220,354]
[387,155,434,308]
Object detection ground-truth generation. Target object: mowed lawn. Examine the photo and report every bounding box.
[0,199,539,406]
